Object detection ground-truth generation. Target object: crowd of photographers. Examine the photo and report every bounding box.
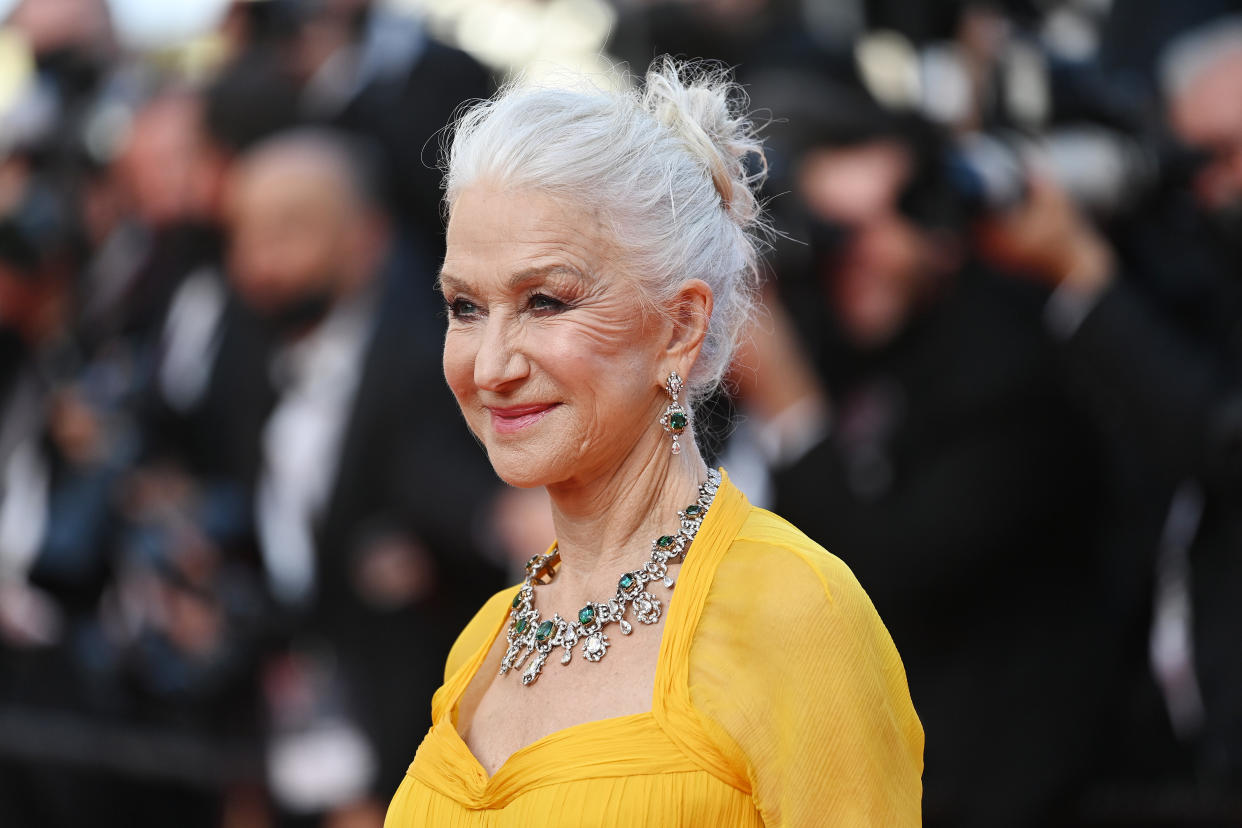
[0,0,1240,826]
[682,1,1242,824]
[0,1,511,826]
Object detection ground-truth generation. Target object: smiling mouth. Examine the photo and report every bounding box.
[487,403,559,434]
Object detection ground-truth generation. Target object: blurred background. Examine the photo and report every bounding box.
[0,0,1240,826]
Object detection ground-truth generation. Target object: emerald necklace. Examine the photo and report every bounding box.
[500,469,722,686]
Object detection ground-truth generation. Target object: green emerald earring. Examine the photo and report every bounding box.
[659,371,688,454]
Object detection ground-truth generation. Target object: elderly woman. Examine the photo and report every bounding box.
[384,60,923,826]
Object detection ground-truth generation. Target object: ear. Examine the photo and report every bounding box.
[343,207,391,289]
[664,278,714,373]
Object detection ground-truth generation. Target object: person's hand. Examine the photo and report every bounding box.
[975,173,1116,297]
[0,580,64,647]
[729,283,831,467]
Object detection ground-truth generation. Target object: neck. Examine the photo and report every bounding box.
[545,431,710,592]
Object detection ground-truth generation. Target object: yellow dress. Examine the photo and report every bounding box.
[385,471,923,826]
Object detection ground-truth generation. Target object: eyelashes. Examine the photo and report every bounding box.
[443,293,571,320]
[446,297,479,319]
[527,293,568,313]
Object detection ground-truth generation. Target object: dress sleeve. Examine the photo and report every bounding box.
[688,517,923,826]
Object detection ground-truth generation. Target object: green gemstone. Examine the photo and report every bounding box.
[669,411,688,431]
[578,605,596,625]
[684,504,702,516]
[619,573,636,590]
[657,535,675,549]
[535,620,554,643]
[516,617,528,634]
[511,592,522,609]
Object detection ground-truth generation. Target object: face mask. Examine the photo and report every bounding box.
[806,214,854,264]
[256,289,335,337]
[1205,197,1242,266]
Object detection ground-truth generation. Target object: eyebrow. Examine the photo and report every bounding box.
[437,264,592,294]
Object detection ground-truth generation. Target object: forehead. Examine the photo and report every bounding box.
[1174,50,1242,145]
[230,183,337,236]
[231,149,358,220]
[442,185,614,286]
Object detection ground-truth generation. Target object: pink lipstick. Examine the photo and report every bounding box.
[487,403,558,434]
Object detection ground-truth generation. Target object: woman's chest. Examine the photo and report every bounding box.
[461,622,664,775]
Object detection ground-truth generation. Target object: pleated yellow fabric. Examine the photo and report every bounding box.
[385,471,923,827]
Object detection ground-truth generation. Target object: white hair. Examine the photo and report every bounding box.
[1159,14,1242,100]
[442,58,768,402]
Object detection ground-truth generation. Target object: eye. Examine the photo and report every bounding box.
[446,297,481,319]
[528,293,567,313]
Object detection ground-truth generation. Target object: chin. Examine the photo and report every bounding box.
[488,462,555,490]
[483,444,562,490]
[473,409,577,489]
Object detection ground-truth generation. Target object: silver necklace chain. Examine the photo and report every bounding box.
[499,469,722,686]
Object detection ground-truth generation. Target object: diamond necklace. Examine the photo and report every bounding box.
[499,468,722,686]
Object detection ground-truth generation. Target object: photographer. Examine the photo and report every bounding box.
[977,13,1242,795]
[762,94,1115,826]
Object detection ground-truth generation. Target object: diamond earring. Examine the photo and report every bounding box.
[659,371,688,455]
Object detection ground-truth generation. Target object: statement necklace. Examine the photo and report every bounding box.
[500,469,722,686]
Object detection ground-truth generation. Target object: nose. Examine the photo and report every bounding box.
[473,311,528,392]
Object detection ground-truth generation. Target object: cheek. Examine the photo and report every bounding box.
[541,325,662,434]
[442,330,476,406]
[540,319,648,391]
[292,229,340,280]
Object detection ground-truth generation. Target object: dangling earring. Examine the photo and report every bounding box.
[659,371,688,455]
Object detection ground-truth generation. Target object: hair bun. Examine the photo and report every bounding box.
[642,58,766,229]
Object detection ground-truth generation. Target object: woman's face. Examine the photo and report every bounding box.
[440,185,670,489]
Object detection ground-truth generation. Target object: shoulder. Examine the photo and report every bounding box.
[689,504,924,821]
[713,505,873,622]
[694,502,915,714]
[443,584,520,684]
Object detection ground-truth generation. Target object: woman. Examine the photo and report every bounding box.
[385,59,923,826]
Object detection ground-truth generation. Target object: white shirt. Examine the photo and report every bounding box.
[257,291,376,607]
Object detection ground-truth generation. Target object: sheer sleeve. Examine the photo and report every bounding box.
[688,512,923,826]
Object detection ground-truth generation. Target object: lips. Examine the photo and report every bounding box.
[486,403,559,434]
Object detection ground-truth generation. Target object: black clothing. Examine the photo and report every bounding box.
[1061,272,1242,785]
[158,247,504,800]
[331,38,494,260]
[773,267,1112,826]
